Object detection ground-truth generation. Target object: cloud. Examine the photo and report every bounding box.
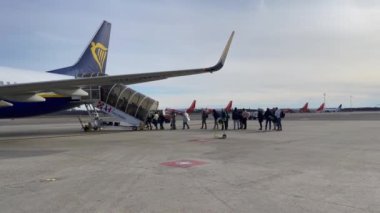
[0,0,379,108]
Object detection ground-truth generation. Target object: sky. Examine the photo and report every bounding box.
[0,0,379,109]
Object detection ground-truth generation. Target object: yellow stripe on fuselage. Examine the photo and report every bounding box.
[37,92,67,98]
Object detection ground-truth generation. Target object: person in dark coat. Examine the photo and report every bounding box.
[212,109,220,130]
[158,112,165,130]
[170,111,176,130]
[201,109,208,129]
[145,113,153,130]
[257,108,264,130]
[232,107,239,130]
[264,108,272,131]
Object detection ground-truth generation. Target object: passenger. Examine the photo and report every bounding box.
[158,112,165,130]
[221,109,227,130]
[257,108,264,130]
[241,108,250,130]
[201,109,208,129]
[272,108,278,130]
[145,113,153,130]
[182,112,190,129]
[232,107,240,130]
[238,109,243,129]
[152,111,159,130]
[275,108,283,131]
[170,111,177,130]
[225,109,230,130]
[264,108,272,131]
[212,109,220,130]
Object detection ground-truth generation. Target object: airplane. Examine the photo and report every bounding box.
[314,103,325,113]
[165,100,196,115]
[300,102,310,113]
[204,100,233,114]
[283,102,309,113]
[296,102,325,113]
[163,100,196,122]
[323,104,342,112]
[0,21,234,121]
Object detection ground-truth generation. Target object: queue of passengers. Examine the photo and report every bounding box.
[206,107,284,131]
[145,107,284,131]
[145,110,190,130]
[261,107,284,131]
[145,111,165,130]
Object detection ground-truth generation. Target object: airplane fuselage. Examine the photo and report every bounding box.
[0,67,77,118]
[0,96,78,118]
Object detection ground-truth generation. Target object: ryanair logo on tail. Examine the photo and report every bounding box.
[90,42,108,73]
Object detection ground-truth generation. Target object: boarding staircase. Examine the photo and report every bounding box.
[81,83,159,129]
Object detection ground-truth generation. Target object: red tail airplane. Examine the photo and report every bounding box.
[299,102,309,113]
[205,100,233,114]
[165,100,196,115]
[315,103,325,113]
[283,102,309,113]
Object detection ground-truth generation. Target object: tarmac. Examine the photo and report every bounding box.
[0,112,380,212]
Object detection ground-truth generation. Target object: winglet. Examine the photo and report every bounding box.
[205,31,235,73]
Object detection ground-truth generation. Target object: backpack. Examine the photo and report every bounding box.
[280,111,285,118]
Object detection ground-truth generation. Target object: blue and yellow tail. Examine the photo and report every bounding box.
[48,21,111,77]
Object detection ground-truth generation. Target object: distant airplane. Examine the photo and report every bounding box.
[300,102,310,113]
[205,100,233,114]
[165,100,196,115]
[310,103,325,113]
[283,102,309,113]
[300,102,325,113]
[283,102,326,113]
[0,21,234,120]
[323,104,342,112]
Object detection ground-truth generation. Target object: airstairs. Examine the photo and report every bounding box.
[81,84,159,130]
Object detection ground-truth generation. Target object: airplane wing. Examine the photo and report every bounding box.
[0,31,234,96]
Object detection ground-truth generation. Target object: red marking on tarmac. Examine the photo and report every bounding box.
[160,160,207,168]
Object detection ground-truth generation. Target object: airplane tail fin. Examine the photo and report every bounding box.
[337,104,342,111]
[47,21,111,77]
[186,100,196,113]
[316,103,325,112]
[300,102,309,113]
[225,100,233,112]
